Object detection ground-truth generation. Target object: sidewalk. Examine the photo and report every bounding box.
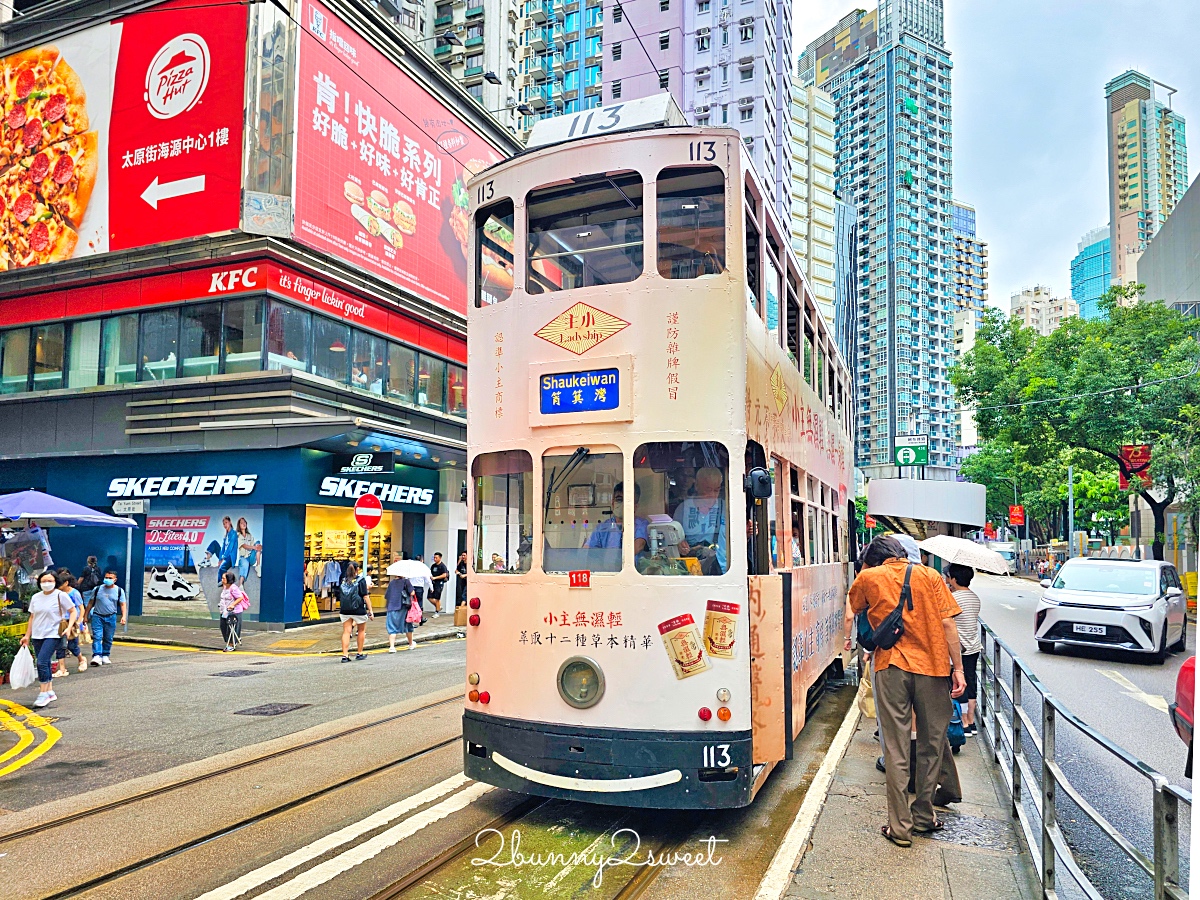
[783,709,1040,900]
[113,614,464,655]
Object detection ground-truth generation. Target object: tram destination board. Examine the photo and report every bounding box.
[539,368,620,414]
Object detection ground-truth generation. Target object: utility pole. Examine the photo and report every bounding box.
[1067,464,1075,558]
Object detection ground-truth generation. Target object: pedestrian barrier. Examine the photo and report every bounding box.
[979,620,1191,900]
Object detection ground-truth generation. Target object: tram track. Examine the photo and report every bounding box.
[0,694,461,846]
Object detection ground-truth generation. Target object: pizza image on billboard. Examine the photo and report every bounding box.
[0,47,98,269]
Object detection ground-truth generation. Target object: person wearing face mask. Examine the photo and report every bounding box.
[84,569,127,666]
[20,570,78,708]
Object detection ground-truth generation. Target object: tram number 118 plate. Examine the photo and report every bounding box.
[703,744,731,768]
[569,570,591,588]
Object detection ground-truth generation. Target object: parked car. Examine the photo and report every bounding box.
[1034,558,1188,663]
[1169,655,1194,778]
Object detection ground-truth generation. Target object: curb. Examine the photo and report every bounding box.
[113,627,465,654]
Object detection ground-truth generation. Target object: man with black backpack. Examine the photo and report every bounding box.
[850,535,966,848]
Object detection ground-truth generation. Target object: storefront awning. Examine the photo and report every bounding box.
[304,424,465,471]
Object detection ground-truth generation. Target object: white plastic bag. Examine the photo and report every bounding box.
[9,645,36,690]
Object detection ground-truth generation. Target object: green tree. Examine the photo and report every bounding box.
[953,284,1199,560]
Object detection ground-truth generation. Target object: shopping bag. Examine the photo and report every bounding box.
[454,605,468,627]
[9,646,36,690]
[857,668,876,719]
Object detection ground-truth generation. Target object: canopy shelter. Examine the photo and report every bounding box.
[0,490,136,529]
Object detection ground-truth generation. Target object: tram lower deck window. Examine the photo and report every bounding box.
[657,166,725,279]
[543,450,625,573]
[632,441,730,576]
[472,451,533,574]
[526,171,644,294]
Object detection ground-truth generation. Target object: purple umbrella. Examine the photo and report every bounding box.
[0,490,136,528]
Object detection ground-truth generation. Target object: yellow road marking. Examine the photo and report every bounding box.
[0,710,34,765]
[269,639,319,649]
[113,636,462,658]
[0,698,62,778]
[1096,669,1170,713]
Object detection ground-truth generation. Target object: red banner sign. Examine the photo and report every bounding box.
[294,0,502,315]
[984,522,996,539]
[1118,444,1153,490]
[145,515,211,545]
[1009,505,1025,526]
[864,515,877,529]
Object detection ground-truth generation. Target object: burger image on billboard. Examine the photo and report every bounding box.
[343,180,364,205]
[392,199,416,235]
[144,34,210,120]
[367,189,391,220]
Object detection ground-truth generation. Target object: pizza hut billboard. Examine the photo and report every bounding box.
[295,0,502,316]
[0,0,246,271]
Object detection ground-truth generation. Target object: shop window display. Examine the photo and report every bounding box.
[418,354,445,410]
[388,343,416,402]
[352,330,386,395]
[447,363,467,416]
[303,506,396,614]
[266,301,310,371]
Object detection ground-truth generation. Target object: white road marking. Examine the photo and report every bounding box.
[193,774,471,900]
[753,682,862,900]
[254,781,493,899]
[1000,604,1017,611]
[1097,669,1170,713]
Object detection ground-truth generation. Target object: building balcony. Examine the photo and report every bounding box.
[528,29,547,50]
[466,4,484,17]
[465,35,484,47]
[527,59,549,80]
[526,84,550,108]
[434,13,452,26]
[435,44,451,56]
[527,0,548,22]
[465,65,483,77]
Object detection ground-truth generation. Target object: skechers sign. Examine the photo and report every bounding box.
[318,478,435,509]
[540,368,619,414]
[107,475,258,497]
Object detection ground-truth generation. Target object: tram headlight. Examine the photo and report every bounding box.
[557,656,605,709]
[716,688,731,703]
[468,673,480,685]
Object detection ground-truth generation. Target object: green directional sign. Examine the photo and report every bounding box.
[894,435,929,467]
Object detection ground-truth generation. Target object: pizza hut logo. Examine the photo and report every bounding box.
[144,34,211,120]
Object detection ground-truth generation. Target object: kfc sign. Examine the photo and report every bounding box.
[208,266,260,293]
[145,34,211,119]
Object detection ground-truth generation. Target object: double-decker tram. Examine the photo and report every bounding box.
[462,110,854,809]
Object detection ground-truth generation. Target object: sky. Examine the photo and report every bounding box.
[793,0,1200,308]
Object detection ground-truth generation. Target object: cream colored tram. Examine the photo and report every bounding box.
[462,119,854,809]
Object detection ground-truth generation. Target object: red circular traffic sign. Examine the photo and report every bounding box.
[354,493,383,530]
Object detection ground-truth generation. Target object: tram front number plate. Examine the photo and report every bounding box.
[569,571,591,588]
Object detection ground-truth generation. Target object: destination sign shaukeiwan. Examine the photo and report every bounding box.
[540,368,620,414]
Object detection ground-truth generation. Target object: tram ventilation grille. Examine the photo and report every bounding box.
[234,703,312,717]
[210,670,263,678]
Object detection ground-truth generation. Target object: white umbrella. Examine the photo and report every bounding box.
[386,559,433,581]
[917,535,1010,575]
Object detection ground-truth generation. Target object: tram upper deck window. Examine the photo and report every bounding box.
[472,451,533,574]
[475,199,515,307]
[526,172,644,294]
[657,166,725,278]
[542,449,625,573]
[632,441,730,576]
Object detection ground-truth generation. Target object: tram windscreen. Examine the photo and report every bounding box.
[526,171,644,294]
[632,442,730,576]
[542,450,624,573]
[472,450,533,574]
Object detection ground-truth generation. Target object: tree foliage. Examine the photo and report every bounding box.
[952,284,1200,558]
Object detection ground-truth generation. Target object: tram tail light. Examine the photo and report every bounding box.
[469,597,481,609]
[479,691,491,704]
[698,707,712,722]
[468,689,480,702]
[717,706,732,722]
[469,614,481,626]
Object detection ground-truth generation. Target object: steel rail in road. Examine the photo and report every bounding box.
[979,619,1191,900]
[0,694,461,845]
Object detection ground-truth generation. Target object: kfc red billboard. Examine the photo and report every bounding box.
[0,0,245,270]
[295,0,503,315]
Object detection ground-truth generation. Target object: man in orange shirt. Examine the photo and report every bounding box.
[850,535,966,846]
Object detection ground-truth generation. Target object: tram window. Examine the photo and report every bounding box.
[526,171,644,294]
[476,199,515,307]
[790,499,804,566]
[768,458,782,569]
[786,293,801,360]
[632,441,730,577]
[807,505,818,565]
[803,326,814,388]
[656,166,725,279]
[542,450,625,574]
[816,346,826,402]
[472,451,533,574]
[745,213,760,314]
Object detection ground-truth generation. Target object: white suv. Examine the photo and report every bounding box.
[1034,558,1188,663]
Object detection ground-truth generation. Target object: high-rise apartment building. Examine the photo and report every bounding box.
[951,200,987,327]
[788,79,838,321]
[801,1,957,479]
[1070,225,1112,320]
[516,0,604,138]
[1105,70,1188,285]
[1010,286,1078,336]
[834,197,859,408]
[952,309,977,458]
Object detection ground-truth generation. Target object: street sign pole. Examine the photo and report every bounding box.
[1068,465,1075,558]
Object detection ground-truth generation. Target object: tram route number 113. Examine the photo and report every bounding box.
[703,744,731,768]
[688,140,717,162]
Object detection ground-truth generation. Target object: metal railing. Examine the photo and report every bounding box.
[979,620,1191,900]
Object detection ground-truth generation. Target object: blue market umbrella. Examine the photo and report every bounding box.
[0,490,136,528]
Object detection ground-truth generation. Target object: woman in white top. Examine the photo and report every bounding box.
[20,570,78,709]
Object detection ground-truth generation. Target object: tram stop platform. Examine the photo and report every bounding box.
[113,615,464,655]
[783,706,1040,900]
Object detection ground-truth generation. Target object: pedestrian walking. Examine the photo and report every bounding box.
[85,569,127,666]
[78,555,103,605]
[945,563,981,737]
[338,562,372,662]
[53,570,87,675]
[428,552,449,618]
[850,535,966,847]
[455,551,468,607]
[21,570,78,708]
[384,574,416,651]
[218,570,250,652]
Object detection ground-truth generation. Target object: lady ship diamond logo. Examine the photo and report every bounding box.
[535,302,629,356]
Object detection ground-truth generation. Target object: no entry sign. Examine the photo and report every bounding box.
[354,493,383,530]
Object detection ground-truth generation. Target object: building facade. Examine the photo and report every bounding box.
[801,1,957,480]
[788,79,838,322]
[834,197,859,416]
[0,0,520,627]
[1010,286,1079,336]
[951,200,987,327]
[952,309,977,459]
[1105,70,1188,285]
[1070,225,1112,320]
[431,0,522,136]
[1138,175,1200,319]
